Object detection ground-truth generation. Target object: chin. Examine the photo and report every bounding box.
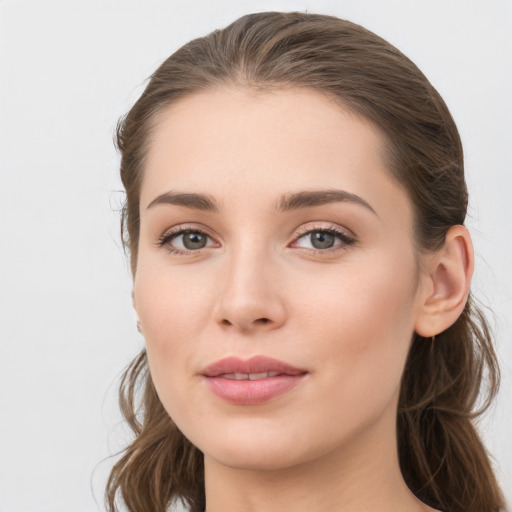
[192,419,331,473]
[205,445,303,472]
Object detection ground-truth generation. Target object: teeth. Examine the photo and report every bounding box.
[249,372,269,380]
[258,371,280,379]
[221,371,281,380]
[221,373,246,380]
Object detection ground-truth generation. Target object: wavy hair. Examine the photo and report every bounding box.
[107,11,505,512]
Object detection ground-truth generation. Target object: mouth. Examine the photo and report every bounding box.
[218,371,282,380]
[201,356,308,405]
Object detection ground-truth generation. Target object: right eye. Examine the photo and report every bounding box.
[157,228,217,254]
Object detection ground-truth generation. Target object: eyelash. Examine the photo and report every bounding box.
[156,224,357,256]
[292,224,356,254]
[157,225,216,256]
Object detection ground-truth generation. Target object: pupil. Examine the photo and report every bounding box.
[183,232,207,250]
[311,231,334,249]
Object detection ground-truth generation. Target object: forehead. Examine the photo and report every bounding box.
[141,87,412,227]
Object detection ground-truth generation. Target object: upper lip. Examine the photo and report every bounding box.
[201,356,307,377]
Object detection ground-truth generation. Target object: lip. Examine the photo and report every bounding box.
[201,356,308,405]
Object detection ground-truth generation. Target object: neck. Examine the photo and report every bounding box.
[203,408,434,512]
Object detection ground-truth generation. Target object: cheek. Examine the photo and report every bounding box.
[133,265,214,415]
[296,251,418,393]
[299,250,417,339]
[135,265,212,350]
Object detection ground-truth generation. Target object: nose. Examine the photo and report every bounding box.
[213,247,286,334]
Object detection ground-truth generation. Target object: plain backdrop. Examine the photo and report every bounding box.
[0,1,510,511]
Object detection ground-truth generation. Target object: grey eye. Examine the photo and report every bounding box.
[181,231,208,250]
[293,227,355,252]
[309,231,336,249]
[158,227,217,254]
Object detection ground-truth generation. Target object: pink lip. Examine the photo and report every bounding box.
[201,356,307,405]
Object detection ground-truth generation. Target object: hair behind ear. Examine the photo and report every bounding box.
[398,297,504,512]
[105,350,205,512]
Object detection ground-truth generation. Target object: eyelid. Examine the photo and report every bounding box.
[293,223,355,240]
[156,224,219,254]
[289,223,357,253]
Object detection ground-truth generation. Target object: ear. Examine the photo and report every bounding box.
[415,225,474,337]
[132,290,143,334]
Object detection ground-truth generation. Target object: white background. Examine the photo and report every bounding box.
[0,1,510,511]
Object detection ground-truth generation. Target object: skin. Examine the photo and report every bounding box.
[133,87,472,512]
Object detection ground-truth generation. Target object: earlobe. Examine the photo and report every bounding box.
[415,225,474,337]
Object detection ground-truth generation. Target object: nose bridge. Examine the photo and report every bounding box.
[214,236,285,332]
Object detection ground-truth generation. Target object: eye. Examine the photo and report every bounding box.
[292,226,356,252]
[157,227,217,254]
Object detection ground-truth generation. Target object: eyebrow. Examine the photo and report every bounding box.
[146,189,377,216]
[147,192,218,211]
[276,189,377,216]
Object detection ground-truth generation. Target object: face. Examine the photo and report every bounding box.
[134,87,428,471]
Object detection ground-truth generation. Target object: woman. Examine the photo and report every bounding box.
[106,11,506,512]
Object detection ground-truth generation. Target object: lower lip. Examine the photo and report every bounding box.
[204,374,306,405]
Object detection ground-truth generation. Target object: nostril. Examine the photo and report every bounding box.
[216,315,276,330]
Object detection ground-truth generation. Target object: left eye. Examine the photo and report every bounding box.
[294,229,354,250]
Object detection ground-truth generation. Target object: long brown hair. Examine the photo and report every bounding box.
[107,11,505,512]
